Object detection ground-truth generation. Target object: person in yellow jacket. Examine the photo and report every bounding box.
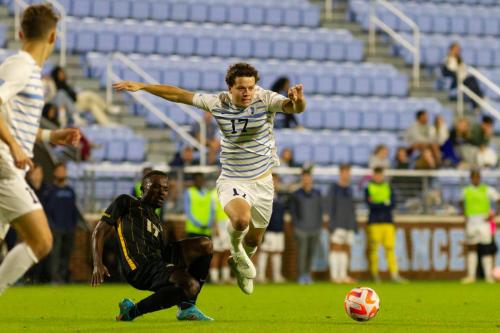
[364,167,407,283]
[460,169,500,284]
[183,173,215,238]
[210,191,232,284]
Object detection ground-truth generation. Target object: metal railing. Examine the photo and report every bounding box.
[369,0,420,88]
[457,66,500,119]
[14,0,67,67]
[106,52,207,165]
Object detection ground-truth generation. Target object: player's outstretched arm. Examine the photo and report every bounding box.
[113,81,195,106]
[282,84,306,114]
[91,221,114,286]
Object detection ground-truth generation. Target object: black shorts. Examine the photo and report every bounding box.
[126,241,185,292]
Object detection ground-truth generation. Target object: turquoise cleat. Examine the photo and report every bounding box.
[176,305,214,321]
[116,298,135,321]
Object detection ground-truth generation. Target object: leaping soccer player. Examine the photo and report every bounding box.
[91,171,213,321]
[113,63,306,294]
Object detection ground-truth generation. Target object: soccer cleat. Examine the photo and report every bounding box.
[228,257,254,295]
[176,305,214,321]
[230,250,256,279]
[116,298,135,321]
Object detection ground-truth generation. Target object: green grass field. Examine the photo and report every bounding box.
[1,282,499,333]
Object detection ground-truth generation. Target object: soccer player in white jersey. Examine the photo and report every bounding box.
[114,63,305,294]
[0,4,80,294]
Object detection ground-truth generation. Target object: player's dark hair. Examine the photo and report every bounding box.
[373,167,384,174]
[193,172,204,180]
[142,170,168,183]
[21,4,59,41]
[53,162,66,171]
[301,168,312,176]
[271,76,290,93]
[225,63,260,87]
[470,169,481,179]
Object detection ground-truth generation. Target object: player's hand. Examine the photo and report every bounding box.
[91,264,110,287]
[50,128,81,146]
[113,81,145,92]
[9,142,33,170]
[288,84,304,103]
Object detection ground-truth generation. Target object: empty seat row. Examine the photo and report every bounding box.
[349,0,500,36]
[80,125,146,162]
[86,53,409,97]
[11,0,320,28]
[395,34,500,67]
[396,0,499,5]
[59,18,363,62]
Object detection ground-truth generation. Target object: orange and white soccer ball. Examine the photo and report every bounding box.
[344,287,380,322]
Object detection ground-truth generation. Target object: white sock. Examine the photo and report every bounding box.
[209,268,219,283]
[482,255,494,281]
[0,243,38,293]
[221,266,231,282]
[339,252,348,280]
[257,252,269,281]
[467,251,477,280]
[329,251,340,281]
[243,242,257,258]
[271,253,283,280]
[227,223,248,254]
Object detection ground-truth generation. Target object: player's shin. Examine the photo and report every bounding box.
[135,286,187,317]
[184,253,213,307]
[227,223,248,254]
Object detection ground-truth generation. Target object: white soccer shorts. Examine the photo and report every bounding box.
[330,228,355,246]
[0,161,43,224]
[260,231,285,252]
[465,217,492,245]
[216,173,274,229]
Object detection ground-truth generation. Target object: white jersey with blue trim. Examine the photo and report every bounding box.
[192,86,286,180]
[0,51,43,164]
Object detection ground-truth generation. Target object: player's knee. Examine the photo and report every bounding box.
[230,212,251,230]
[197,237,213,256]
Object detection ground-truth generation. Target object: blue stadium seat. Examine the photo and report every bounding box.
[75,31,96,52]
[107,140,126,162]
[302,6,320,27]
[247,6,265,25]
[92,0,111,18]
[324,109,343,129]
[150,1,170,21]
[265,7,283,26]
[309,41,327,61]
[157,34,176,55]
[117,32,136,53]
[208,4,227,23]
[214,37,233,57]
[195,36,215,57]
[170,2,189,22]
[294,144,313,165]
[228,5,246,24]
[131,1,150,20]
[331,144,351,164]
[272,40,290,60]
[176,35,196,56]
[126,138,146,162]
[283,8,301,27]
[342,110,361,129]
[190,3,209,23]
[136,32,157,55]
[72,0,92,17]
[233,38,253,58]
[201,70,221,91]
[111,0,130,19]
[336,76,353,95]
[312,144,331,165]
[181,69,201,90]
[96,31,116,52]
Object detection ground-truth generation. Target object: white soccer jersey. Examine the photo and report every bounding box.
[0,51,43,164]
[192,86,286,180]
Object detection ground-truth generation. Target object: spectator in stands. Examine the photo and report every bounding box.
[442,43,484,110]
[257,174,287,284]
[43,73,79,126]
[394,147,410,169]
[164,174,184,215]
[460,169,500,284]
[290,169,323,285]
[327,164,357,284]
[50,66,116,125]
[191,112,220,165]
[365,167,406,283]
[369,144,390,169]
[183,173,215,238]
[210,191,232,284]
[170,145,200,167]
[280,147,297,167]
[430,115,449,147]
[272,77,299,129]
[441,117,469,167]
[405,109,440,169]
[42,103,60,128]
[44,163,79,284]
[461,116,495,166]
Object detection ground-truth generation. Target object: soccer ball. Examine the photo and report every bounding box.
[344,287,380,322]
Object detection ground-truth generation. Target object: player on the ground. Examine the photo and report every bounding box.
[0,4,80,295]
[91,171,213,321]
[113,63,306,294]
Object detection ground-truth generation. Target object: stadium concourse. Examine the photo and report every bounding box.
[0,0,499,290]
